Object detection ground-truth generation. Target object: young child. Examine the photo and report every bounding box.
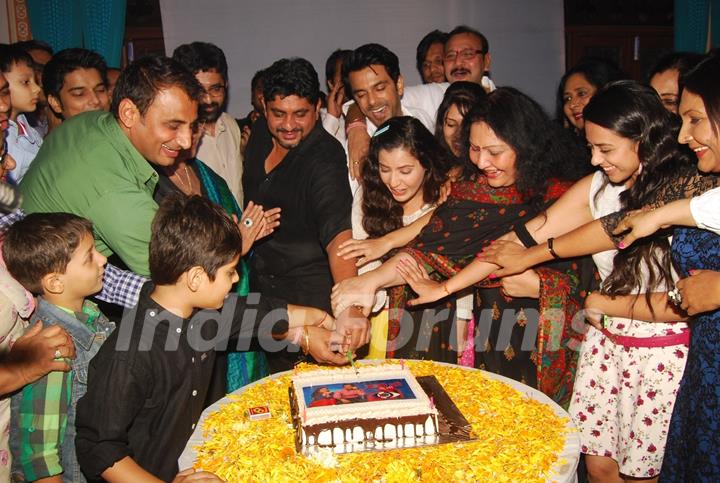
[3,212,114,482]
[0,44,43,183]
[75,195,343,482]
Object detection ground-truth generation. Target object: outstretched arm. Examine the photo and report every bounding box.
[584,291,687,327]
[338,210,434,266]
[479,218,616,277]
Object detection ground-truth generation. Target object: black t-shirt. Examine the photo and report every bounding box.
[75,282,289,481]
[243,118,351,312]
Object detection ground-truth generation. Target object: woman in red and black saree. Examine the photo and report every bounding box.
[332,87,594,408]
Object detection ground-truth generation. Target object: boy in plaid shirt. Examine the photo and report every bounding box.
[4,213,114,482]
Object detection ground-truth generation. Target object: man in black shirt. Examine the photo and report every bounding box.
[75,195,343,481]
[243,58,369,372]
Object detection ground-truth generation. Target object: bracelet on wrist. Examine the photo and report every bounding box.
[317,311,328,328]
[301,326,310,355]
[289,327,303,346]
[345,120,366,136]
[547,237,560,259]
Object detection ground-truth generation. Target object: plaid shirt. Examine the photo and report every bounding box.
[11,300,115,482]
[0,209,146,308]
[14,371,72,479]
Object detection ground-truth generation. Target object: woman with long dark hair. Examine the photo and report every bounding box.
[403,82,693,480]
[653,53,720,481]
[469,58,720,482]
[333,87,591,404]
[350,116,471,362]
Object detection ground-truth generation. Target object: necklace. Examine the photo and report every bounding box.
[174,164,196,194]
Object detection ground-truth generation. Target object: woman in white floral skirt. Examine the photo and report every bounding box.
[568,82,692,482]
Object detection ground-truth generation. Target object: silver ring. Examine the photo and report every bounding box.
[668,288,683,307]
[242,218,253,228]
[53,349,62,359]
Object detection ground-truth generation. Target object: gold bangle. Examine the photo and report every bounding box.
[442,282,451,296]
[302,326,310,355]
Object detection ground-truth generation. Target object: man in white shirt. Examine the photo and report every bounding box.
[330,44,436,191]
[172,42,245,205]
[443,25,495,91]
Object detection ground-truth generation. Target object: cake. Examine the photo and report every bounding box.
[289,364,439,455]
[189,361,576,482]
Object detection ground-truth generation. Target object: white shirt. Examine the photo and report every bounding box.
[351,187,473,318]
[401,76,496,132]
[325,102,437,195]
[196,112,244,205]
[690,186,720,235]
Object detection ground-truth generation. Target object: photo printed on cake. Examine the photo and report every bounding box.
[304,379,417,407]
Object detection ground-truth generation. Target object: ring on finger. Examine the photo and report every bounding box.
[53,349,62,359]
[242,218,254,228]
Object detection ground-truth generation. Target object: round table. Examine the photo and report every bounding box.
[180,361,580,482]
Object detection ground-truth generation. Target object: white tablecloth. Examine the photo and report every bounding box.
[179,362,580,482]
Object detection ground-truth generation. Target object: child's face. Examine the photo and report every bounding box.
[61,233,107,299]
[197,255,240,309]
[5,61,41,118]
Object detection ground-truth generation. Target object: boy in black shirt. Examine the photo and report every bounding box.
[75,195,345,482]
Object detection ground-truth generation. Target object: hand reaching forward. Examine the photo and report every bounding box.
[337,237,392,267]
[395,258,448,306]
[332,305,370,352]
[331,276,376,316]
[476,240,531,277]
[306,326,351,365]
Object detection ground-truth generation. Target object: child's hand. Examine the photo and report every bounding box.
[173,468,225,482]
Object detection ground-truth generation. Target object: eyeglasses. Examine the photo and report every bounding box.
[444,49,485,62]
[201,84,226,98]
[422,58,444,69]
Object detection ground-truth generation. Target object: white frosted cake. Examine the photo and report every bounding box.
[290,364,439,455]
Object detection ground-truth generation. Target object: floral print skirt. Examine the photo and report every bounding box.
[569,326,688,477]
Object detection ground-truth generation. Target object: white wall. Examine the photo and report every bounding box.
[160,0,565,117]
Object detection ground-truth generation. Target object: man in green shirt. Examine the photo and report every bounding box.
[20,55,202,276]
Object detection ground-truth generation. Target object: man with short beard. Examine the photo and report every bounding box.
[243,58,368,372]
[173,42,245,205]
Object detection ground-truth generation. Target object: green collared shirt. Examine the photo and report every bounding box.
[20,111,159,276]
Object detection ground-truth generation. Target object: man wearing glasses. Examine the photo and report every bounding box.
[173,42,245,205]
[443,25,494,91]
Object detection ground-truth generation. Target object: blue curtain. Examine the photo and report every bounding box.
[675,0,720,52]
[27,0,126,68]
